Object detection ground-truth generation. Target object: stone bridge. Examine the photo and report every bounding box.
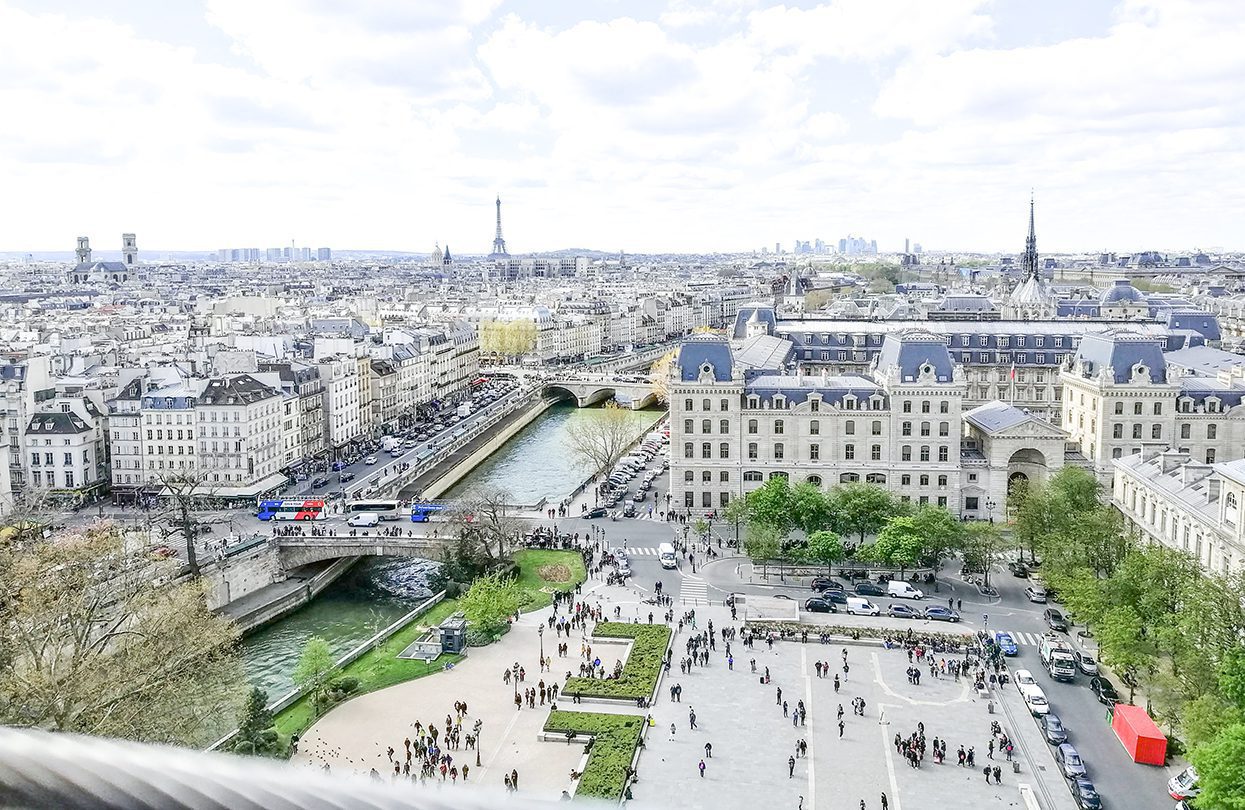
[276,535,451,568]
[541,374,659,409]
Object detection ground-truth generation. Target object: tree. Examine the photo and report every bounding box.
[648,350,676,404]
[1096,605,1156,703]
[743,524,782,579]
[232,687,280,756]
[692,518,710,543]
[1014,483,1067,565]
[909,504,964,570]
[1046,466,1101,514]
[868,516,924,578]
[451,486,522,562]
[830,482,894,545]
[292,636,338,715]
[805,530,845,576]
[157,470,216,577]
[960,522,1010,587]
[790,482,835,535]
[802,289,835,311]
[460,570,522,637]
[564,401,636,472]
[744,477,796,535]
[0,523,245,746]
[1190,722,1245,810]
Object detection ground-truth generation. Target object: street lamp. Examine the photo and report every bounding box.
[474,719,483,766]
[539,624,545,666]
[985,497,997,525]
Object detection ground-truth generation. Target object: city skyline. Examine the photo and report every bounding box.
[1,0,1243,253]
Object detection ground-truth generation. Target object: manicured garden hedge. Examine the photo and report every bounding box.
[562,623,671,700]
[744,619,973,645]
[544,710,643,800]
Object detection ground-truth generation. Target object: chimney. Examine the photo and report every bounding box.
[1180,462,1212,487]
[1141,442,1166,463]
[1160,448,1189,474]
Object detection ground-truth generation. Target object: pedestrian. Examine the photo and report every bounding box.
[788,756,796,778]
[699,759,706,778]
[690,709,697,730]
[834,675,841,693]
[705,742,712,758]
[983,765,991,783]
[988,739,994,759]
[993,765,1001,784]
[881,793,888,810]
[838,720,845,738]
[670,723,677,741]
[512,769,519,790]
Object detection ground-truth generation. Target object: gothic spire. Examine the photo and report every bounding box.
[1022,193,1039,281]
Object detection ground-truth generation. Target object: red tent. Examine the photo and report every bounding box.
[1111,703,1167,766]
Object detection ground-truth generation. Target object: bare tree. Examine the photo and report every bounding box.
[0,522,246,746]
[648,350,676,404]
[155,470,216,577]
[448,485,524,561]
[563,401,636,473]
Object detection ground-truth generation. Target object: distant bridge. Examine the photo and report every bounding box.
[541,374,659,409]
[276,534,451,568]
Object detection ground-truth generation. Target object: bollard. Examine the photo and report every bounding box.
[1013,760,1021,774]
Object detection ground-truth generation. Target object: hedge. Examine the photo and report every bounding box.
[744,620,973,645]
[562,623,671,700]
[544,710,643,800]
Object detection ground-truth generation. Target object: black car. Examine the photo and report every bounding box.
[855,582,886,597]
[804,597,837,613]
[820,590,848,605]
[1008,561,1030,577]
[1089,676,1120,705]
[811,577,843,592]
[582,507,608,519]
[1041,713,1068,745]
[1070,777,1102,809]
[311,476,329,488]
[338,471,355,483]
[1044,608,1069,631]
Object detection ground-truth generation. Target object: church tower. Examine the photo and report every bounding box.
[75,236,91,265]
[122,233,137,265]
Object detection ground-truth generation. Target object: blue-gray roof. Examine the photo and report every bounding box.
[875,333,955,382]
[735,335,794,374]
[1164,345,1244,376]
[964,401,1031,433]
[1166,311,1221,342]
[745,374,885,407]
[731,304,777,340]
[676,335,734,382]
[1072,333,1169,383]
[1100,279,1146,304]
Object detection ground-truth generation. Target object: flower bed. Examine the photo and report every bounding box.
[544,710,643,800]
[562,623,671,700]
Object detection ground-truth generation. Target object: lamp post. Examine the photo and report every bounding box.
[474,719,483,766]
[539,623,545,667]
[985,496,997,524]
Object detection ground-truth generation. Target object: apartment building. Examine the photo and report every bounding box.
[316,355,361,456]
[196,374,285,498]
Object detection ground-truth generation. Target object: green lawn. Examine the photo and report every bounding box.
[544,710,643,799]
[271,597,462,747]
[512,549,586,611]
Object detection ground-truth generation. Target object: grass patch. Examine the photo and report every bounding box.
[271,597,462,750]
[562,623,671,700]
[544,710,643,800]
[512,549,586,611]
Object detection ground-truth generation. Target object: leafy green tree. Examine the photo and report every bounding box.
[960,522,1009,587]
[692,518,710,542]
[1014,484,1068,564]
[830,482,895,545]
[804,530,845,576]
[1190,722,1245,810]
[1046,466,1101,513]
[232,687,280,756]
[1096,606,1156,703]
[460,570,523,638]
[745,477,796,535]
[1057,568,1109,628]
[743,524,782,579]
[790,483,835,535]
[292,637,338,715]
[868,516,924,577]
[909,504,963,570]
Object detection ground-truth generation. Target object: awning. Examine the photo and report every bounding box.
[158,471,289,499]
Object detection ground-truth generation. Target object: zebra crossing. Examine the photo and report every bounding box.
[679,574,709,602]
[997,630,1045,647]
[617,546,663,557]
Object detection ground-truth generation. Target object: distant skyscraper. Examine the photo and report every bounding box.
[317,247,331,261]
[904,237,910,254]
[490,195,509,257]
[775,242,781,255]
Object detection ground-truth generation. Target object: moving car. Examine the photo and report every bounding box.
[923,606,960,622]
[854,582,886,597]
[338,471,355,483]
[1169,765,1200,800]
[659,543,677,570]
[994,631,1019,656]
[347,512,379,528]
[1008,560,1030,577]
[1075,650,1099,675]
[1056,743,1087,779]
[887,604,920,619]
[364,455,378,465]
[1044,608,1069,631]
[1089,676,1120,705]
[622,502,636,518]
[845,597,880,616]
[1022,684,1051,716]
[811,576,842,592]
[887,581,925,599]
[820,590,848,606]
[1041,713,1068,745]
[804,597,836,613]
[1069,777,1102,809]
[1024,585,1048,603]
[311,476,329,488]
[582,507,607,519]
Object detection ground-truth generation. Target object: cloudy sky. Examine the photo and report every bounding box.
[1,0,1242,255]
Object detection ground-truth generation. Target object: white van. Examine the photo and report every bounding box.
[659,543,677,569]
[347,512,380,527]
[887,581,924,600]
[846,597,880,616]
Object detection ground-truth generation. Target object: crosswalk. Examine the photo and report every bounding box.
[680,575,709,602]
[617,546,663,556]
[997,630,1045,647]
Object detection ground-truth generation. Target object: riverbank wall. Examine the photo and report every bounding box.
[218,555,363,634]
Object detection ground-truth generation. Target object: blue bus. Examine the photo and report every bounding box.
[411,502,445,523]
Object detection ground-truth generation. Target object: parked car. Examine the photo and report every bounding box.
[1008,560,1030,577]
[1044,608,1069,632]
[811,577,843,592]
[855,582,886,597]
[1022,685,1051,716]
[1014,669,1037,693]
[311,476,329,488]
[820,591,848,606]
[923,605,960,622]
[364,455,378,465]
[1089,676,1120,705]
[1056,743,1088,779]
[338,471,355,483]
[887,581,925,599]
[845,597,880,616]
[582,507,608,519]
[1075,650,1099,675]
[887,603,920,619]
[804,597,837,613]
[1041,713,1068,745]
[1069,777,1102,809]
[993,631,1018,656]
[1024,585,1048,603]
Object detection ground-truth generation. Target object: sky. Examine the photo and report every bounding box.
[1,0,1243,255]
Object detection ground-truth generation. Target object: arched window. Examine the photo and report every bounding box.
[683,442,693,458]
[744,471,763,482]
[719,442,729,458]
[839,472,860,483]
[807,475,823,486]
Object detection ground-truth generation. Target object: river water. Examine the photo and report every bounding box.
[238,401,660,698]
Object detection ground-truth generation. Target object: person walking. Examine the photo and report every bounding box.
[838,719,845,738]
[689,709,697,730]
[993,765,1002,784]
[788,756,796,778]
[983,765,991,783]
[704,742,712,758]
[670,723,677,741]
[698,759,706,778]
[880,793,888,810]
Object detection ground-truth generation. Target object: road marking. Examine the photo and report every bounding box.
[801,646,816,810]
[878,702,903,810]
[680,575,709,602]
[870,651,971,707]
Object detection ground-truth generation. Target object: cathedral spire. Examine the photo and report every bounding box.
[1022,192,1039,281]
